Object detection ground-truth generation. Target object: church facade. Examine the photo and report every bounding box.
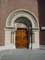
[0,0,45,50]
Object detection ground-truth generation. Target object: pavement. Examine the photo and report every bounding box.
[0,49,45,60]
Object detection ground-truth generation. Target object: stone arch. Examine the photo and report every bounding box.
[6,9,39,28]
[5,9,40,49]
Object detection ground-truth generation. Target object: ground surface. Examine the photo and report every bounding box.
[0,49,45,60]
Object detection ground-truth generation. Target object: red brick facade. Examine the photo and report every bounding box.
[0,0,45,47]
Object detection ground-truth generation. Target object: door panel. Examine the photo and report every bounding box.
[15,28,29,49]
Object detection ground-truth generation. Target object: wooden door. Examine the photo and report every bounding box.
[15,28,29,49]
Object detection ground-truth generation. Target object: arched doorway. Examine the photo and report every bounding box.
[5,9,40,49]
[15,17,32,49]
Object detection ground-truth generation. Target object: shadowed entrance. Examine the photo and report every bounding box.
[5,9,39,49]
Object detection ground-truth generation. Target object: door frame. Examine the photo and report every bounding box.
[4,9,40,49]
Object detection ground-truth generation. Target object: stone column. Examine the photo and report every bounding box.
[32,30,40,49]
[5,29,11,47]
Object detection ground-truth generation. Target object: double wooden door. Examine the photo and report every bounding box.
[15,28,29,49]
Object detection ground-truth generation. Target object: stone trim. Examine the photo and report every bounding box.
[4,9,40,49]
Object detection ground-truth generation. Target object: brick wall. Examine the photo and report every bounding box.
[0,0,39,45]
